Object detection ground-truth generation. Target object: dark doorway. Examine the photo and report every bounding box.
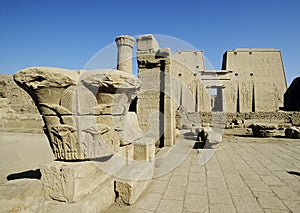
[211,86,223,112]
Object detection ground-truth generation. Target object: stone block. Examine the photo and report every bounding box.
[133,137,155,161]
[137,34,160,52]
[118,143,134,161]
[41,161,109,203]
[42,178,115,213]
[0,179,45,213]
[115,161,153,205]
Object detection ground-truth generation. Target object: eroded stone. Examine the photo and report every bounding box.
[14,67,141,161]
[41,161,109,203]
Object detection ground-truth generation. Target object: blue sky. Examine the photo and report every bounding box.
[0,0,299,85]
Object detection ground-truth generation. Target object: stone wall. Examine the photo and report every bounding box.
[222,48,287,112]
[0,74,38,114]
[185,111,300,126]
[0,74,42,133]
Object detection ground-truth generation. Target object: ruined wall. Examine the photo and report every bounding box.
[0,74,42,133]
[136,35,176,147]
[185,111,300,126]
[223,48,287,112]
[0,74,38,114]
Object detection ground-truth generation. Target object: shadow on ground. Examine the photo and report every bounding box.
[7,169,41,181]
[183,132,197,140]
[287,171,300,177]
[193,141,205,149]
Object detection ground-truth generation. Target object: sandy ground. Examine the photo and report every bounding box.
[0,132,53,184]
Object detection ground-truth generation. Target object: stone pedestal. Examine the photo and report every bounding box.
[133,137,155,161]
[42,178,115,213]
[41,161,109,203]
[115,161,153,205]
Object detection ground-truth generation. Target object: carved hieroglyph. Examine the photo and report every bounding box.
[14,67,140,161]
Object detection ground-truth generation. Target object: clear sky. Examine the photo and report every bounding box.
[0,0,299,85]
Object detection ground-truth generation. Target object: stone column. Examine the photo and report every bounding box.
[115,35,135,74]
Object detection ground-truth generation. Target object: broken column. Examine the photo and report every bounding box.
[115,35,135,73]
[13,67,141,161]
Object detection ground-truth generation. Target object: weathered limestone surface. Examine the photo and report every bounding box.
[42,178,115,213]
[172,51,208,112]
[13,67,141,161]
[0,74,43,133]
[0,179,45,213]
[133,137,155,161]
[223,48,287,112]
[40,161,109,203]
[136,34,159,52]
[115,161,153,205]
[136,35,176,148]
[0,74,38,114]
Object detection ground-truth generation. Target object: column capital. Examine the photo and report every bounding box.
[115,35,135,48]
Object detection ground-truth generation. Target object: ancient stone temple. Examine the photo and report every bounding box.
[116,34,289,150]
[171,48,287,113]
[221,48,287,112]
[4,33,295,212]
